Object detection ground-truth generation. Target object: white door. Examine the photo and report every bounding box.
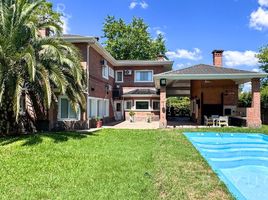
[114,101,123,121]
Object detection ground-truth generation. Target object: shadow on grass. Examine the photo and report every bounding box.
[0,131,100,147]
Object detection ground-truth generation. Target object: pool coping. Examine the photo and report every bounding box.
[183,132,266,200]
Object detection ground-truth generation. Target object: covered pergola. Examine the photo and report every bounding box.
[154,64,268,128]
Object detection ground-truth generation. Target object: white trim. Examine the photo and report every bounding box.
[58,96,81,121]
[109,67,114,78]
[134,100,151,111]
[134,70,154,83]
[102,64,109,80]
[154,73,268,80]
[122,94,160,98]
[115,70,124,83]
[88,96,110,119]
[152,100,160,111]
[61,36,174,67]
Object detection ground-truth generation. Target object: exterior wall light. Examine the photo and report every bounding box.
[160,79,167,87]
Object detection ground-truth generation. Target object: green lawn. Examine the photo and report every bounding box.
[0,126,268,200]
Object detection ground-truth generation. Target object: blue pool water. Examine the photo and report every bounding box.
[184,132,268,200]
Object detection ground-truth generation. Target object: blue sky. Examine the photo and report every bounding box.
[50,0,268,74]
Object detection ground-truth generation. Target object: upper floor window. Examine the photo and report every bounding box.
[115,70,123,83]
[102,65,109,79]
[109,67,114,78]
[135,70,153,82]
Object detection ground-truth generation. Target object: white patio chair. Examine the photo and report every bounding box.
[204,115,213,126]
[211,115,219,118]
[218,116,229,127]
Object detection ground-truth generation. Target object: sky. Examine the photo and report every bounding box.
[50,0,268,88]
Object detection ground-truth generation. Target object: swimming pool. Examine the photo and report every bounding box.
[184,132,268,200]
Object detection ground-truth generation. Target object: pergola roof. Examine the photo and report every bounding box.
[161,64,259,75]
[154,64,268,88]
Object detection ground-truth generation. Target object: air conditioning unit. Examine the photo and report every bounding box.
[124,70,132,75]
[100,59,107,66]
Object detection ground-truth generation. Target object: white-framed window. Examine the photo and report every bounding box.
[102,64,109,80]
[109,67,114,78]
[152,100,160,110]
[88,97,109,118]
[134,70,153,82]
[58,96,80,121]
[124,100,132,110]
[115,70,123,83]
[135,100,150,110]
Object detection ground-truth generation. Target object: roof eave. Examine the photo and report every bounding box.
[122,94,160,97]
[154,73,268,80]
[62,37,174,67]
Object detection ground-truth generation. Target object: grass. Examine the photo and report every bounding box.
[0,126,268,200]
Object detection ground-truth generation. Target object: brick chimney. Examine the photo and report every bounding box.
[212,50,224,67]
[38,28,50,38]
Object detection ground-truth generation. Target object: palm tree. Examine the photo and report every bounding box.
[0,0,86,134]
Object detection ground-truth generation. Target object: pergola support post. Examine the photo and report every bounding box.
[247,78,262,128]
[159,86,167,128]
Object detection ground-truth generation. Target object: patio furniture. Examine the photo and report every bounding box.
[211,115,219,118]
[218,116,229,127]
[204,115,213,126]
[210,116,220,127]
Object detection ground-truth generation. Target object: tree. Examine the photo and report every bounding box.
[102,16,167,60]
[167,97,190,117]
[0,0,86,135]
[261,86,268,108]
[257,46,268,85]
[238,92,252,107]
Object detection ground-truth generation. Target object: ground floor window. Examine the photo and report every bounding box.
[88,97,109,118]
[58,96,80,120]
[152,100,160,110]
[135,100,150,110]
[124,100,132,110]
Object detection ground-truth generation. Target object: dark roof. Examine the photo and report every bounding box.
[161,64,258,75]
[124,89,158,95]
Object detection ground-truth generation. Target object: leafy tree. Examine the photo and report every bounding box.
[238,92,252,107]
[0,0,86,135]
[261,86,268,108]
[102,16,167,60]
[257,46,268,85]
[167,97,190,117]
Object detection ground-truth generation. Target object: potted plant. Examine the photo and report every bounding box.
[129,111,136,123]
[96,117,103,128]
[146,113,152,123]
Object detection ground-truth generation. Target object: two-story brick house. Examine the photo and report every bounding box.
[47,35,173,130]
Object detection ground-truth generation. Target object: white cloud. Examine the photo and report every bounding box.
[129,1,148,9]
[176,63,192,69]
[152,27,165,36]
[249,7,268,30]
[129,1,138,9]
[252,68,261,72]
[140,1,149,9]
[61,16,70,34]
[57,4,71,34]
[259,0,268,7]
[166,48,202,60]
[223,50,259,67]
[243,82,252,92]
